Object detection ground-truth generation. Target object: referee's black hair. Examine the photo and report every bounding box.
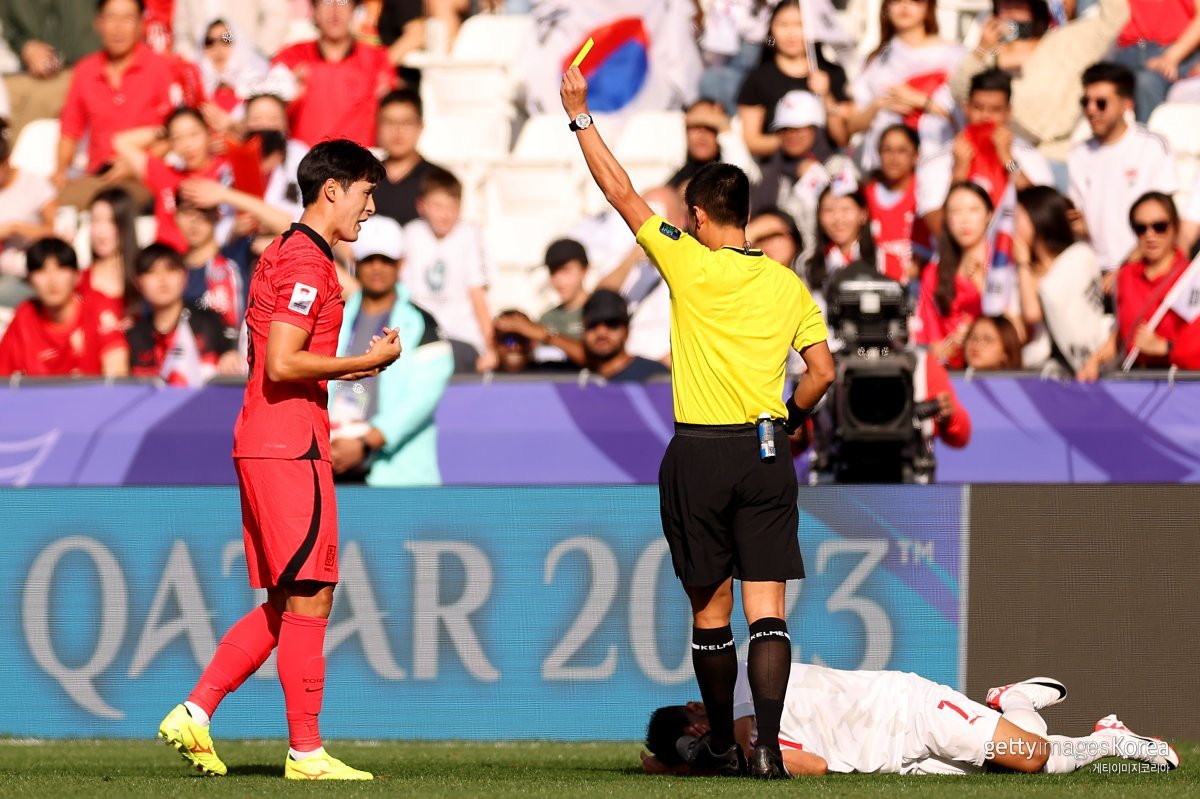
[646,706,690,767]
[297,139,387,207]
[685,163,751,229]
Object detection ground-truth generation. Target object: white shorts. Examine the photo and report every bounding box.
[902,679,1002,771]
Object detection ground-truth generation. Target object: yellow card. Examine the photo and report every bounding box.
[570,38,595,69]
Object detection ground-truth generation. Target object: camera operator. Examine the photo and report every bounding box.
[803,260,971,484]
[950,0,1130,176]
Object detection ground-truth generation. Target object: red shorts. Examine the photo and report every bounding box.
[235,458,339,589]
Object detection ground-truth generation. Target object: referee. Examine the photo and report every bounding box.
[561,69,835,779]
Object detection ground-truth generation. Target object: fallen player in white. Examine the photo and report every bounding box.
[642,662,1180,777]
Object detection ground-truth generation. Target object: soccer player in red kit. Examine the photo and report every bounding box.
[158,139,400,781]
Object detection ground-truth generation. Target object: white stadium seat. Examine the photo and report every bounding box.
[1148,102,1200,158]
[484,162,584,223]
[1148,102,1200,203]
[449,14,534,68]
[614,110,687,168]
[10,119,61,179]
[419,62,518,119]
[419,112,514,164]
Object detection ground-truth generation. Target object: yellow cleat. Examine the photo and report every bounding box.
[284,749,374,780]
[157,704,227,777]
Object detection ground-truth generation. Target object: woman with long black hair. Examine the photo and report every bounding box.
[914,182,992,366]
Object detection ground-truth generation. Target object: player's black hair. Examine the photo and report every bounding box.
[97,0,145,13]
[297,139,387,207]
[646,706,691,767]
[969,69,1012,104]
[379,88,424,121]
[685,162,751,229]
[26,238,79,273]
[418,165,463,201]
[136,242,186,275]
[1082,62,1136,100]
[165,106,207,133]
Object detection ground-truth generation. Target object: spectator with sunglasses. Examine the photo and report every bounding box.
[1068,62,1177,284]
[579,290,669,384]
[1077,191,1200,378]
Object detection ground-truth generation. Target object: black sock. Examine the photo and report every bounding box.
[691,625,737,751]
[747,617,790,751]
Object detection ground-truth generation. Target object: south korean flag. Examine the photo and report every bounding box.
[1168,259,1200,323]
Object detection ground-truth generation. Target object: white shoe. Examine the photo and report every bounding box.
[1093,714,1179,770]
[985,677,1067,712]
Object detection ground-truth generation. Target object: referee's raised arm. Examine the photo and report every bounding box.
[560,68,654,234]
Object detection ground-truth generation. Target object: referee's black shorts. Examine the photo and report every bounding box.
[658,422,804,586]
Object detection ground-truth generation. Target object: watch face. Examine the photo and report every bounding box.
[575,113,592,129]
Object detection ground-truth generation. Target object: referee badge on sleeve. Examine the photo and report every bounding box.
[288,283,318,315]
[659,222,682,240]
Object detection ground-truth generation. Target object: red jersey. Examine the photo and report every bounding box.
[60,44,180,173]
[0,293,127,376]
[1116,249,1191,368]
[866,179,929,284]
[233,223,345,461]
[272,40,395,147]
[145,155,230,253]
[914,262,982,368]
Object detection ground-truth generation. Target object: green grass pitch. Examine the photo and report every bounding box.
[0,739,1194,798]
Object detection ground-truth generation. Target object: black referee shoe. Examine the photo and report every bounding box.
[749,745,790,779]
[675,733,747,776]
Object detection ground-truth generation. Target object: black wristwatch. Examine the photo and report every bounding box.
[568,113,593,132]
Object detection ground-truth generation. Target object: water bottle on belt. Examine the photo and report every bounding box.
[757,413,776,462]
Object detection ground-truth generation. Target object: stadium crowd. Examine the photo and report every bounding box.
[1,0,1199,392]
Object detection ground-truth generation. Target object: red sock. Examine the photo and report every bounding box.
[187,602,282,718]
[277,611,328,752]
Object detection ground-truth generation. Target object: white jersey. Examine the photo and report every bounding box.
[733,662,999,774]
[1068,125,1178,272]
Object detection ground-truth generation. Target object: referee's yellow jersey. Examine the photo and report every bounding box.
[635,214,828,425]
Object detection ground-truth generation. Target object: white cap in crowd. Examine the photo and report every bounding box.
[352,215,406,263]
[770,91,826,131]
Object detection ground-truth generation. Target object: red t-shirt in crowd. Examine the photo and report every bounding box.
[272,40,396,147]
[1118,0,1195,48]
[233,223,345,461]
[60,44,180,174]
[0,294,127,376]
[866,179,930,284]
[1116,249,1191,367]
[919,350,971,448]
[914,262,983,368]
[145,155,230,253]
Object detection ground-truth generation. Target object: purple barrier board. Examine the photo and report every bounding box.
[1,378,1198,485]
